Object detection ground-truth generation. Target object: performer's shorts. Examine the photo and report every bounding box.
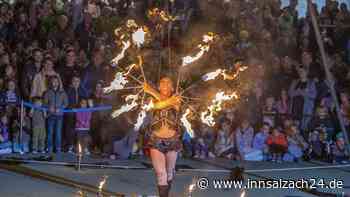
[146,134,182,154]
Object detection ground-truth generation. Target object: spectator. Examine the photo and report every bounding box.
[0,113,11,154]
[266,128,288,163]
[262,96,277,127]
[31,58,62,98]
[194,124,215,159]
[29,97,47,154]
[214,120,235,159]
[81,50,105,97]
[44,75,68,153]
[284,125,309,162]
[21,48,43,99]
[75,98,93,155]
[235,119,256,161]
[289,67,317,135]
[58,49,81,89]
[332,133,349,164]
[253,123,270,161]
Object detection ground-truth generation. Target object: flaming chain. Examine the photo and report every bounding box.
[180,109,194,138]
[202,62,248,81]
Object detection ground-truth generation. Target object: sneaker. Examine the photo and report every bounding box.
[40,150,46,154]
[84,148,90,156]
[32,151,38,154]
[208,152,216,159]
[68,146,74,154]
[193,154,200,158]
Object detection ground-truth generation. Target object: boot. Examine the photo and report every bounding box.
[157,185,169,197]
[167,180,173,192]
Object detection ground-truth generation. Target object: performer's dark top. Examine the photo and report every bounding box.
[146,107,182,153]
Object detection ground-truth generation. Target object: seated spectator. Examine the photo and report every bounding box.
[29,97,46,154]
[310,98,335,141]
[276,89,290,125]
[194,124,215,159]
[75,99,93,155]
[0,113,12,154]
[236,119,262,161]
[284,125,309,162]
[266,128,288,163]
[4,80,19,105]
[253,123,270,161]
[332,133,349,164]
[215,120,235,159]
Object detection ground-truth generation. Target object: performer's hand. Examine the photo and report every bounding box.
[171,95,181,111]
[143,82,152,93]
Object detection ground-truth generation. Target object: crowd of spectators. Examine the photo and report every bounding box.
[0,0,349,164]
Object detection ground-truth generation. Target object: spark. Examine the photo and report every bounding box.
[201,91,239,126]
[181,33,216,67]
[78,143,82,155]
[134,100,154,131]
[104,72,129,93]
[181,109,194,138]
[111,40,131,66]
[202,64,248,81]
[148,8,176,22]
[111,94,139,118]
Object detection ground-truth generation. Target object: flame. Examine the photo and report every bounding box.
[201,91,239,126]
[202,69,224,81]
[111,94,139,118]
[134,100,154,131]
[132,27,147,48]
[148,8,176,22]
[98,176,108,192]
[104,71,129,93]
[78,143,82,154]
[111,40,131,66]
[240,190,246,197]
[182,33,216,67]
[202,64,248,81]
[181,109,194,138]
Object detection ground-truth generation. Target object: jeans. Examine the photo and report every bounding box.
[47,115,63,153]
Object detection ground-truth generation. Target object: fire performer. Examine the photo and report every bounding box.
[143,77,182,197]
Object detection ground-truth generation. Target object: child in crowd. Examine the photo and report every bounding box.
[253,123,270,161]
[214,120,235,159]
[236,119,257,161]
[262,96,277,127]
[284,125,309,162]
[0,113,12,154]
[29,97,46,154]
[332,133,349,164]
[310,98,335,141]
[11,108,31,154]
[4,80,19,105]
[308,126,330,161]
[266,128,288,163]
[194,124,215,159]
[75,99,93,155]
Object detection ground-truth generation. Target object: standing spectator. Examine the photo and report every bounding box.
[289,67,317,136]
[21,49,43,99]
[44,76,68,153]
[31,58,62,98]
[75,99,93,155]
[81,50,106,97]
[262,96,277,127]
[75,12,95,54]
[276,89,290,124]
[29,97,46,154]
[58,49,81,89]
[65,76,88,153]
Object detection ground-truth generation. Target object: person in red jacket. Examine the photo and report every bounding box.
[267,128,288,163]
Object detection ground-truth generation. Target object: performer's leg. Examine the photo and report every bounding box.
[166,151,178,191]
[150,148,169,197]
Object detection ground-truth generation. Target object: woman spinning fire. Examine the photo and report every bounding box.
[143,77,181,197]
